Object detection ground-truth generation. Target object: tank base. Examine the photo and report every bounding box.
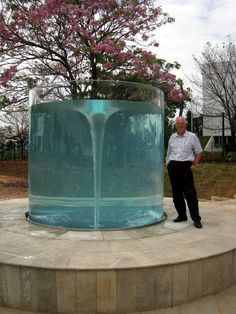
[0,197,236,313]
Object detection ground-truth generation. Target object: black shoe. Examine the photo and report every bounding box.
[173,217,188,222]
[194,222,203,229]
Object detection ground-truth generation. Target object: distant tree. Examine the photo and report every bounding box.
[0,125,14,159]
[0,107,28,158]
[167,79,191,116]
[193,37,236,144]
[0,125,9,147]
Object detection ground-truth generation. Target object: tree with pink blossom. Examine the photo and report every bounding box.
[0,0,190,117]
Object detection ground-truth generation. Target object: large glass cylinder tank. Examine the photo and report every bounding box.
[28,80,165,229]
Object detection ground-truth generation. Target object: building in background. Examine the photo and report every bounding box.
[202,61,235,152]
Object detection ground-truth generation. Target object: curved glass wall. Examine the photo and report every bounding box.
[28,80,165,229]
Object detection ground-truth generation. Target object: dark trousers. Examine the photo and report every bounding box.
[167,161,201,223]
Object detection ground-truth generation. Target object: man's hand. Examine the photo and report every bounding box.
[191,164,197,172]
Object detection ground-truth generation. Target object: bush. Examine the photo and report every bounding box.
[223,143,236,152]
[201,151,222,162]
[225,151,236,162]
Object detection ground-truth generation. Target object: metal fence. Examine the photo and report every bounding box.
[0,141,28,160]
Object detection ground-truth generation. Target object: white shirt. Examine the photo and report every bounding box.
[166,130,202,164]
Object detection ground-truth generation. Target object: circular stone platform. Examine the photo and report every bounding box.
[0,197,236,313]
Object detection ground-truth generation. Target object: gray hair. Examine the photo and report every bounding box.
[175,116,187,125]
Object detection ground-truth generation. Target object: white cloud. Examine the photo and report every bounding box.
[155,0,236,90]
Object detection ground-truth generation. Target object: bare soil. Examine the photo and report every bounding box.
[0,161,28,199]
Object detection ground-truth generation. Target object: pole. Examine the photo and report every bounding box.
[222,112,225,159]
[222,112,225,146]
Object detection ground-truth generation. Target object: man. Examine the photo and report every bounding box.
[166,116,203,229]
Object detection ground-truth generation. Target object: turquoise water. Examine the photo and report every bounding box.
[29,99,164,229]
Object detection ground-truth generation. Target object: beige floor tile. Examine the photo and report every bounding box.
[179,295,220,314]
[72,239,110,253]
[142,308,181,314]
[217,307,236,314]
[108,238,147,253]
[215,285,236,309]
[58,230,103,240]
[102,230,133,240]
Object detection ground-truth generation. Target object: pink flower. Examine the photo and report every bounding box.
[102,63,114,70]
[92,42,115,53]
[91,2,100,10]
[168,87,190,103]
[1,66,18,87]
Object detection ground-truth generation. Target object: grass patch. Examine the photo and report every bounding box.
[164,162,236,200]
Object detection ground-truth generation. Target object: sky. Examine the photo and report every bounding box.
[155,0,236,101]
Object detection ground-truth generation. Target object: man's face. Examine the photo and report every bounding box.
[175,119,187,135]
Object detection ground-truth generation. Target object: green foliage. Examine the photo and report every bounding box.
[0,95,11,110]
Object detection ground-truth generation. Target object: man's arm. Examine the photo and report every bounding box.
[193,153,201,166]
[165,137,172,165]
[191,153,201,171]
